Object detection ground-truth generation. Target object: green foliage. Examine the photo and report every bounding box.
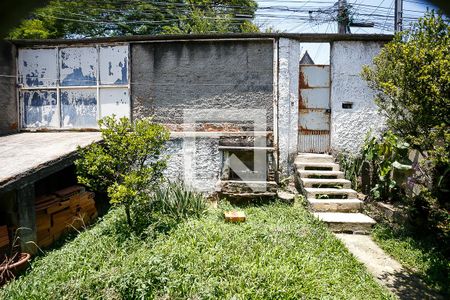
[337,153,364,190]
[9,0,259,39]
[0,203,394,299]
[372,223,450,296]
[8,19,50,39]
[362,11,449,247]
[362,11,449,198]
[362,12,449,164]
[151,182,208,222]
[339,130,411,201]
[75,116,169,228]
[362,130,411,201]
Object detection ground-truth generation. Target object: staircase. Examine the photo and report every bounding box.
[295,153,376,233]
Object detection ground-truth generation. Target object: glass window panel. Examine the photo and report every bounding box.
[61,89,97,128]
[18,49,57,87]
[99,46,128,85]
[99,88,130,119]
[60,47,97,86]
[21,90,58,127]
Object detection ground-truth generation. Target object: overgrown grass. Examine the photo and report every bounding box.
[372,223,450,297]
[1,203,394,299]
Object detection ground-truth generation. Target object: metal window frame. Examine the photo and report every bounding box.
[17,43,131,131]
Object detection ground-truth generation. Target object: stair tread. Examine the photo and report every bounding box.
[308,198,362,203]
[297,153,332,157]
[297,170,344,175]
[295,162,339,166]
[313,212,376,224]
[304,187,356,193]
[301,178,350,183]
[295,154,334,163]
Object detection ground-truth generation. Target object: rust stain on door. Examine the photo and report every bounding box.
[298,65,331,153]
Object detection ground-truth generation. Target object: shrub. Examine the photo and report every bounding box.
[151,182,208,222]
[361,12,449,249]
[361,11,449,204]
[75,116,170,229]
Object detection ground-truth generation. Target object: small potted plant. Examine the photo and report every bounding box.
[0,228,32,286]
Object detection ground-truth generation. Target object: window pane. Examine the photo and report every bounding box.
[61,89,97,128]
[60,47,97,86]
[18,49,57,87]
[21,90,58,127]
[99,88,130,119]
[99,45,128,85]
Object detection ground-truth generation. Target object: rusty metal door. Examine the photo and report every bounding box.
[298,65,330,153]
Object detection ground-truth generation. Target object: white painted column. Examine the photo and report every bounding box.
[277,38,300,176]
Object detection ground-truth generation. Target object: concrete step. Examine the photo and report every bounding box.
[295,162,340,171]
[300,178,351,189]
[297,170,345,179]
[304,187,357,199]
[308,198,363,212]
[295,153,334,163]
[314,212,376,233]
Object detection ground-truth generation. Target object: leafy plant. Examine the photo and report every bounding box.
[363,130,411,201]
[361,11,449,204]
[362,11,449,246]
[9,0,259,39]
[75,116,170,229]
[337,153,364,190]
[151,182,208,222]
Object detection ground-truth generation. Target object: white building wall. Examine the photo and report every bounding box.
[277,38,300,176]
[330,41,387,155]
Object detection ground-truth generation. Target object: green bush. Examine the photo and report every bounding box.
[75,116,169,229]
[151,182,208,222]
[361,11,449,250]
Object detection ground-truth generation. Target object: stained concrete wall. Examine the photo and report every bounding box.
[330,41,386,154]
[131,40,275,192]
[277,38,300,176]
[131,40,274,129]
[163,137,221,193]
[0,41,17,135]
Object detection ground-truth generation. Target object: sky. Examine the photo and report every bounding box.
[253,0,439,63]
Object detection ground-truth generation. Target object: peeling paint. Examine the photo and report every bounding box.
[21,90,58,127]
[61,89,97,128]
[18,49,57,87]
[298,64,330,152]
[60,47,97,86]
[99,88,130,118]
[100,45,128,85]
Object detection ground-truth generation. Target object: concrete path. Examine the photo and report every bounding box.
[336,233,443,300]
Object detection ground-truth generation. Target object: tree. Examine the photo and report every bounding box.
[362,11,449,245]
[75,116,170,229]
[362,12,449,165]
[9,0,259,39]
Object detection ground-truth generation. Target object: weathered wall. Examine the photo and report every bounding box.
[330,41,386,154]
[163,137,221,193]
[131,39,274,129]
[131,40,275,191]
[0,41,17,135]
[277,38,300,176]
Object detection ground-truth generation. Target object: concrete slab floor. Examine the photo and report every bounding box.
[335,233,443,300]
[0,132,101,188]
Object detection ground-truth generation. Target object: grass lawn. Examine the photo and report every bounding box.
[372,223,450,297]
[1,202,394,299]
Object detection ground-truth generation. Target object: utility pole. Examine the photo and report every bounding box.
[394,0,403,32]
[337,0,374,34]
[338,0,350,34]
